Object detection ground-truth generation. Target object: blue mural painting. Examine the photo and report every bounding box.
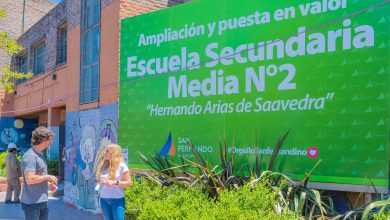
[0,117,38,154]
[63,104,118,212]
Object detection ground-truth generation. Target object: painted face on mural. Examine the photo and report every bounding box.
[79,125,96,171]
[81,138,94,164]
[1,128,18,145]
[99,137,111,150]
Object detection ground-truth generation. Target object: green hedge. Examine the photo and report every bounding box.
[125,178,298,220]
[0,152,6,177]
[374,213,390,220]
[47,159,59,176]
[0,152,22,177]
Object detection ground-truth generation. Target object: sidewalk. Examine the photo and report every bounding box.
[0,191,102,220]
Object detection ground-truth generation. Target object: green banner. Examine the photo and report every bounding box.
[119,0,389,190]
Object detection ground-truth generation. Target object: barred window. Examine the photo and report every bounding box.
[15,55,28,84]
[80,0,100,104]
[33,42,45,75]
[57,24,67,64]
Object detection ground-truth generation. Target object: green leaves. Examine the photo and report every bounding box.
[0,9,32,94]
[139,132,295,198]
[0,32,23,55]
[0,152,7,177]
[47,159,59,176]
[124,177,298,220]
[1,67,33,94]
[362,197,390,220]
[0,10,6,17]
[136,132,388,220]
[267,130,290,171]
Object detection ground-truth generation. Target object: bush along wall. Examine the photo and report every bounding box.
[124,177,298,220]
[130,133,389,220]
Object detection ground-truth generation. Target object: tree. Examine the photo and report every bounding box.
[0,9,33,94]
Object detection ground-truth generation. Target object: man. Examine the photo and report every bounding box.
[5,143,21,204]
[21,126,58,220]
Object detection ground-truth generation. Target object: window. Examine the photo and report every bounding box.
[57,24,67,64]
[18,56,28,73]
[80,0,100,104]
[34,42,45,75]
[16,55,28,84]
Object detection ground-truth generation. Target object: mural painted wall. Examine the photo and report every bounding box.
[0,117,38,154]
[63,104,118,212]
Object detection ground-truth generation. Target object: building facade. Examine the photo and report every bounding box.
[0,0,56,151]
[1,0,186,213]
[0,0,56,71]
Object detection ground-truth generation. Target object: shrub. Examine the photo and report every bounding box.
[138,132,330,218]
[0,152,6,177]
[0,152,22,177]
[47,159,59,176]
[374,212,390,220]
[125,178,206,219]
[213,182,288,219]
[124,177,298,220]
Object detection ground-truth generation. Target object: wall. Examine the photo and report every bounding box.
[62,0,119,212]
[15,1,66,74]
[63,103,118,212]
[0,88,13,118]
[3,0,187,213]
[119,0,184,18]
[0,0,56,118]
[13,64,68,116]
[62,0,187,212]
[0,0,56,71]
[47,107,66,160]
[12,1,68,116]
[7,2,69,163]
[0,117,38,154]
[99,0,120,106]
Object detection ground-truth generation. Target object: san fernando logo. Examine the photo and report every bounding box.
[157,132,176,157]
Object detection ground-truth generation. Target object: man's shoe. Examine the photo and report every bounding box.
[4,200,12,204]
[12,200,20,204]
